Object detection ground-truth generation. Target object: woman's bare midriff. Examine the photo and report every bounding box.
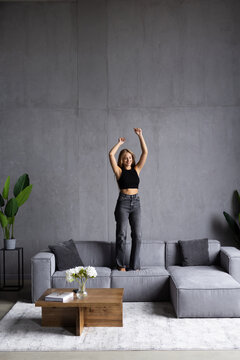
[120,189,138,195]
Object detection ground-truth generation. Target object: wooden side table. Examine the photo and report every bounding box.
[0,247,24,291]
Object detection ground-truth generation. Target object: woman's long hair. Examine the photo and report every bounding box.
[117,149,136,169]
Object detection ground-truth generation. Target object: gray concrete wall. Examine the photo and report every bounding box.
[0,0,240,278]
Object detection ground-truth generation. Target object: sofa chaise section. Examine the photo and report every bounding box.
[169,265,240,317]
[166,240,240,317]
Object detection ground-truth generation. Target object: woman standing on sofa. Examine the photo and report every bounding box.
[109,128,148,271]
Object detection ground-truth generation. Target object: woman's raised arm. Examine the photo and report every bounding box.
[134,128,148,173]
[108,138,125,178]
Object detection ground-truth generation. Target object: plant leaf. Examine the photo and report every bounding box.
[7,217,14,225]
[5,227,10,240]
[0,211,8,228]
[236,190,240,204]
[233,190,240,217]
[13,173,30,197]
[5,198,19,217]
[0,193,4,207]
[2,176,10,200]
[16,184,33,207]
[223,211,240,239]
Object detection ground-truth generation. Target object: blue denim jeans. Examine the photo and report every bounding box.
[114,193,142,270]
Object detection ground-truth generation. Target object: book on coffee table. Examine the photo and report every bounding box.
[45,291,73,302]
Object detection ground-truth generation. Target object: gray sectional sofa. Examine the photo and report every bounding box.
[31,239,240,317]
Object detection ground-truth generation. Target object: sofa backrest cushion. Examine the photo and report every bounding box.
[166,239,220,267]
[112,241,165,267]
[74,241,112,267]
[140,242,165,266]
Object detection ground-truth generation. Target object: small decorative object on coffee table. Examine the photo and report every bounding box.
[45,290,73,302]
[66,266,97,299]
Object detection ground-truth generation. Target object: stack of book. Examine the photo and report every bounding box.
[45,291,73,302]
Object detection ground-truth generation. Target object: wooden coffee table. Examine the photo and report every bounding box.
[35,288,124,336]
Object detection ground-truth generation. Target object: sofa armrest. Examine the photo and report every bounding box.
[31,251,56,303]
[220,247,240,283]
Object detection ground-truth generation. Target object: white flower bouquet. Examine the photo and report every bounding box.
[66,266,97,298]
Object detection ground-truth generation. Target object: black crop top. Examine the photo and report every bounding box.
[117,168,140,189]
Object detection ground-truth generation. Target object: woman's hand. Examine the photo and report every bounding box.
[134,128,142,136]
[118,137,126,145]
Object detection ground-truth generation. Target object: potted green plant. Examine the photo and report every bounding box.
[0,173,33,250]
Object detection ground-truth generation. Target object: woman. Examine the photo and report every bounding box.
[109,128,148,271]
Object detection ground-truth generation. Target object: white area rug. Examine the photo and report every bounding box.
[1,301,240,351]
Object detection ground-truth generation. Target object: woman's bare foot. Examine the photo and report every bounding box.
[117,266,126,271]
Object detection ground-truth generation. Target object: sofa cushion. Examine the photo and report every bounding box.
[74,241,112,267]
[166,239,220,267]
[48,239,83,271]
[111,266,170,301]
[168,265,240,317]
[111,242,165,267]
[137,242,165,266]
[179,238,209,266]
[168,265,240,289]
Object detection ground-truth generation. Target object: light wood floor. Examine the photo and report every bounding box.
[0,281,240,360]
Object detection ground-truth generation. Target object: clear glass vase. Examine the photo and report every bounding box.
[77,281,88,299]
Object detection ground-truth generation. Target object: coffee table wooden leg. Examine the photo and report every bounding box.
[76,307,84,336]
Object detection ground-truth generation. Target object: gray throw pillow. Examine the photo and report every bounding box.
[48,239,83,271]
[178,238,209,266]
